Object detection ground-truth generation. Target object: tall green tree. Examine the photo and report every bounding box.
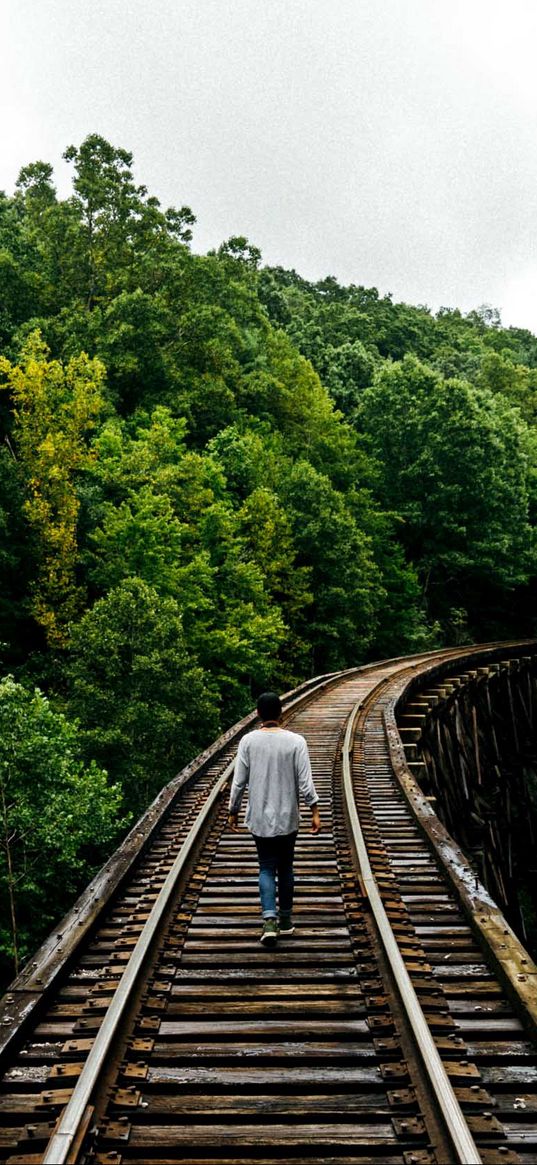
[279,459,380,672]
[67,577,218,815]
[63,134,195,308]
[0,448,35,662]
[0,676,123,979]
[0,332,105,646]
[80,410,286,720]
[359,355,536,632]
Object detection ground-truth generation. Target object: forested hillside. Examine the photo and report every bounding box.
[0,135,535,978]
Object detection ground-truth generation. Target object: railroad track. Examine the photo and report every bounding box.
[0,644,536,1164]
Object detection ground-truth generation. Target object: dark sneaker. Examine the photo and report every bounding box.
[260,919,278,946]
[278,915,295,935]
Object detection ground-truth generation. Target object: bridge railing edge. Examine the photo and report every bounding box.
[384,639,537,1041]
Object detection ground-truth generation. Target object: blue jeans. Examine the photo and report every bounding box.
[253,831,298,919]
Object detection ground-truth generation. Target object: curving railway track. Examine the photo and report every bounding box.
[1,644,537,1164]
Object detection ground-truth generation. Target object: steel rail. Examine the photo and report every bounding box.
[42,760,233,1165]
[342,697,482,1165]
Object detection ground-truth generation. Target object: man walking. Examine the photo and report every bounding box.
[228,691,321,947]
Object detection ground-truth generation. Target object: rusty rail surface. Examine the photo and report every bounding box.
[0,641,536,1165]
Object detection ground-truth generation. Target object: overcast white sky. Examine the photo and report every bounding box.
[2,0,537,332]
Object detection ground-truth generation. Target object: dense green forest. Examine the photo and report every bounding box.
[0,135,536,979]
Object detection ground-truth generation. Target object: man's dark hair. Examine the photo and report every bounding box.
[257,691,282,722]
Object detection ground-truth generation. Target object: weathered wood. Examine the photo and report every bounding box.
[167,981,363,997]
[163,1000,365,1016]
[91,1156,411,1165]
[110,1122,403,1147]
[150,1039,378,1059]
[139,1093,401,1116]
[145,1064,385,1086]
[157,1019,370,1038]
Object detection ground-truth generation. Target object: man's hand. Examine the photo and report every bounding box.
[228,812,240,832]
[310,805,322,834]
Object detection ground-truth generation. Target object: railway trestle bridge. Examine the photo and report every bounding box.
[1,642,537,1165]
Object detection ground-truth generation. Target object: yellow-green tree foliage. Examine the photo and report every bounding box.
[0,333,105,646]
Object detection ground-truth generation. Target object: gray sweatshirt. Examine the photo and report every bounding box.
[228,727,318,837]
